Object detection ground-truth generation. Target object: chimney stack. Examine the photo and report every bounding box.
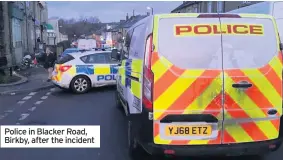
[126,13,129,21]
[146,12,150,16]
[133,10,135,17]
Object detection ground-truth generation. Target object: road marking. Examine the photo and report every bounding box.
[28,107,36,112]
[22,96,32,100]
[10,93,16,95]
[16,123,20,125]
[50,88,56,92]
[41,96,48,100]
[28,92,37,96]
[19,113,29,121]
[0,113,9,120]
[4,110,14,113]
[34,101,43,105]
[17,101,25,104]
[46,92,51,95]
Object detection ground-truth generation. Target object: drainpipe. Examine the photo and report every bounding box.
[25,2,29,53]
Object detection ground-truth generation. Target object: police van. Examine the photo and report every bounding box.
[111,13,283,158]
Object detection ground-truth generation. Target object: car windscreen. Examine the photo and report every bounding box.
[56,54,74,64]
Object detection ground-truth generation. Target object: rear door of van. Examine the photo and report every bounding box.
[151,14,224,145]
[220,15,282,144]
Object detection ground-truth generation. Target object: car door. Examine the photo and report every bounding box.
[81,53,116,86]
[152,15,224,145]
[220,15,282,144]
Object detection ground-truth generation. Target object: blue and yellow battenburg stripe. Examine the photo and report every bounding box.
[119,59,143,99]
[75,65,118,75]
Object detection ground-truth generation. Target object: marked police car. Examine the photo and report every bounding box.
[52,50,119,93]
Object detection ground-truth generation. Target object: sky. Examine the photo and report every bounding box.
[47,1,182,23]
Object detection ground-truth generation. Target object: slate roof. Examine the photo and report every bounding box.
[171,1,199,13]
[108,15,148,32]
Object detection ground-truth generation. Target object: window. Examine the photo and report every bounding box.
[217,1,223,13]
[57,54,74,64]
[122,29,134,58]
[207,1,212,13]
[194,7,198,13]
[80,52,112,64]
[129,24,146,59]
[12,18,22,48]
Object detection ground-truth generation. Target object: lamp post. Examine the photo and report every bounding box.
[146,6,153,15]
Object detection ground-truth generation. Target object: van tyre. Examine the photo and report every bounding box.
[115,91,123,111]
[70,75,91,94]
[128,121,146,159]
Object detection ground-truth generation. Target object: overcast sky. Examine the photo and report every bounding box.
[47,1,182,22]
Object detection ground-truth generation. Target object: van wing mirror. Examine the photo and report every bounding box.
[280,43,283,51]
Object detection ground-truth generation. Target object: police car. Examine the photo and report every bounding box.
[52,50,119,93]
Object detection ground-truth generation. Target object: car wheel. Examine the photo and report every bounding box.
[70,75,91,94]
[128,121,146,159]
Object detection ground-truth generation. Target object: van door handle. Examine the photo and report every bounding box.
[232,83,252,88]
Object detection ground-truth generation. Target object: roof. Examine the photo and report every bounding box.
[171,1,199,13]
[46,23,54,30]
[108,15,148,32]
[71,50,111,58]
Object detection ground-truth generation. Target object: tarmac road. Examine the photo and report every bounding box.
[0,86,282,160]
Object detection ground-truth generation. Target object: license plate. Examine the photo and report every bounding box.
[165,125,212,136]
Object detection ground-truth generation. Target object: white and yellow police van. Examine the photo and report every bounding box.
[111,13,283,158]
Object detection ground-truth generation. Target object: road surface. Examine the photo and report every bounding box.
[0,87,281,160]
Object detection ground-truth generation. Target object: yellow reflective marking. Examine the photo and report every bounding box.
[131,80,141,98]
[68,66,76,76]
[269,56,283,80]
[153,70,204,120]
[183,75,222,113]
[255,120,278,139]
[224,112,253,143]
[95,66,110,74]
[151,59,172,83]
[224,74,266,118]
[242,69,281,107]
[225,73,278,140]
[188,140,209,145]
[154,135,171,144]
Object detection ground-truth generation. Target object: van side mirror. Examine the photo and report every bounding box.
[280,43,283,51]
[111,49,119,60]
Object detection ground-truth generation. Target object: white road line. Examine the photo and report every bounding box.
[41,96,48,100]
[17,101,25,104]
[46,92,51,96]
[28,92,37,96]
[16,123,20,125]
[22,96,32,100]
[28,107,36,112]
[19,113,29,121]
[0,113,9,120]
[50,88,56,92]
[34,101,43,105]
[4,110,14,113]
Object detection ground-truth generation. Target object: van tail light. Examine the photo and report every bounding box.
[197,14,241,18]
[59,65,72,72]
[142,34,154,111]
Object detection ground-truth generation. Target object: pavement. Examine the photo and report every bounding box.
[0,67,53,95]
[0,87,282,160]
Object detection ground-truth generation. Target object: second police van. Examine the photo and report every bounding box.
[111,13,283,158]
